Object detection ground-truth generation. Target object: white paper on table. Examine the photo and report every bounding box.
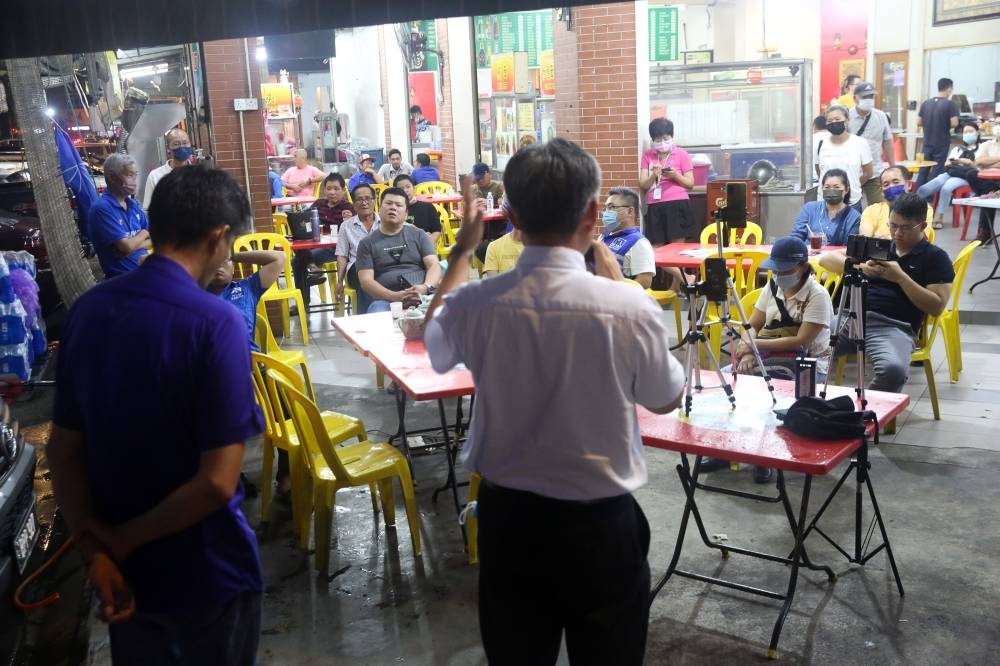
[678,249,715,259]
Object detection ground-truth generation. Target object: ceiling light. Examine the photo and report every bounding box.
[119,63,169,79]
[256,47,268,61]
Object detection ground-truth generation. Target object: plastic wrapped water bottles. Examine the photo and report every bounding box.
[0,301,27,345]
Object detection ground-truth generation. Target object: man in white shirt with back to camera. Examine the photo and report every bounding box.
[849,81,894,206]
[424,138,685,666]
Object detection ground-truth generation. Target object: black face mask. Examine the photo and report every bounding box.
[827,121,847,136]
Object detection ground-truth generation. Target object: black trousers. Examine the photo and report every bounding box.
[477,481,651,666]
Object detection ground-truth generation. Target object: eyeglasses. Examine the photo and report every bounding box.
[354,197,374,203]
[887,222,922,232]
[603,204,631,212]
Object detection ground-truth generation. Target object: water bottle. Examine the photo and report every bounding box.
[311,208,321,242]
[486,192,494,214]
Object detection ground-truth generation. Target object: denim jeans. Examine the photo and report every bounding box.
[367,299,392,313]
[835,311,915,392]
[917,174,970,216]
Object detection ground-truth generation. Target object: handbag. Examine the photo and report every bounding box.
[946,164,979,181]
[775,395,879,443]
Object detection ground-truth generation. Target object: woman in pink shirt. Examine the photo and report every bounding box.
[281,148,326,197]
[638,118,696,245]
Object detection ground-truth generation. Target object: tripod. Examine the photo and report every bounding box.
[677,215,775,417]
[821,260,868,409]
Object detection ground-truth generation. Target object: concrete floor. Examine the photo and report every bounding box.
[82,221,1000,665]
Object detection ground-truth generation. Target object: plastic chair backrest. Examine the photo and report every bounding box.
[809,258,843,298]
[414,181,455,197]
[700,221,762,246]
[255,313,278,354]
[313,181,322,198]
[249,356,278,441]
[432,203,457,245]
[370,183,388,212]
[948,240,981,314]
[740,287,763,314]
[925,224,936,244]
[234,232,293,284]
[272,212,290,236]
[272,372,359,482]
[719,248,769,296]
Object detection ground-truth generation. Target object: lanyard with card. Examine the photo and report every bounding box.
[652,156,670,199]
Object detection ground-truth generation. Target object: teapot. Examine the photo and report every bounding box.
[397,307,426,340]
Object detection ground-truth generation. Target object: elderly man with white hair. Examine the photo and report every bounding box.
[142,127,195,209]
[90,153,151,278]
[281,148,326,197]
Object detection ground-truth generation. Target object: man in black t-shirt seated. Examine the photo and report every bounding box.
[821,193,954,392]
[394,173,442,245]
[355,187,441,313]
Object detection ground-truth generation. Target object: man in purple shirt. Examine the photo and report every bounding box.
[48,164,265,664]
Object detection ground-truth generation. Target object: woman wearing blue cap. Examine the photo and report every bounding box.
[725,237,834,483]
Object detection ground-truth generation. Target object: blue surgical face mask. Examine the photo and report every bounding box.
[172,146,193,162]
[963,132,978,144]
[883,183,906,201]
[602,209,621,232]
[775,273,802,291]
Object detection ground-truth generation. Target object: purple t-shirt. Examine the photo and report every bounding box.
[53,255,264,613]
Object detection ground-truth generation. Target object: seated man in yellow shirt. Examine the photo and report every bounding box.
[859,166,933,238]
[482,229,524,277]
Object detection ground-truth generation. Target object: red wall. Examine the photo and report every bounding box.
[819,0,870,108]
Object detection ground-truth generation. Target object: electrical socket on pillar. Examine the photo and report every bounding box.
[233,98,259,111]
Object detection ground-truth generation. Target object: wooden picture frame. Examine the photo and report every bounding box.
[933,0,1000,26]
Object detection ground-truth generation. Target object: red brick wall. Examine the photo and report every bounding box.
[554,4,639,207]
[377,26,393,150]
[202,39,272,231]
[435,18,457,187]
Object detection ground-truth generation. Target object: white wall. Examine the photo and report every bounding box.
[383,28,410,157]
[447,17,478,176]
[331,27,385,148]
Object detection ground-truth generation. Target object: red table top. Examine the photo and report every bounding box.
[416,194,461,205]
[977,168,1000,180]
[639,376,909,475]
[332,313,475,401]
[271,196,317,206]
[654,243,844,269]
[289,236,337,251]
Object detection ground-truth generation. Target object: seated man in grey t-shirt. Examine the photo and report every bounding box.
[355,187,441,313]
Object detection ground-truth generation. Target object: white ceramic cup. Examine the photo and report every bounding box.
[390,301,404,319]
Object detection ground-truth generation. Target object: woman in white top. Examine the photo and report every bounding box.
[734,236,834,381]
[916,122,981,229]
[815,104,873,211]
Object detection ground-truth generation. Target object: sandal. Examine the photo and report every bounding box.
[932,220,944,229]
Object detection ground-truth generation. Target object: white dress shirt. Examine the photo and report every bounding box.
[425,246,685,501]
[335,213,381,269]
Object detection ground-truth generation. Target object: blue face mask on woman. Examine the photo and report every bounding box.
[602,209,621,233]
[774,273,802,291]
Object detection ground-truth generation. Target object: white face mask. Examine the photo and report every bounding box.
[857,98,875,112]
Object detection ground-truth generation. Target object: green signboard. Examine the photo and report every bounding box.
[474,11,553,68]
[409,19,438,71]
[649,7,679,62]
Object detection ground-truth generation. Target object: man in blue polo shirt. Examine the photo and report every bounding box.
[88,152,151,278]
[599,186,657,288]
[48,164,264,664]
[209,249,284,351]
[823,192,953,392]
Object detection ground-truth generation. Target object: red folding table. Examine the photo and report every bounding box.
[640,375,908,658]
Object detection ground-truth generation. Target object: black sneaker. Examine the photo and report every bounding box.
[753,466,774,484]
[307,274,327,286]
[696,457,731,473]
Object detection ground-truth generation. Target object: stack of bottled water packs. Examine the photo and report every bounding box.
[0,251,46,381]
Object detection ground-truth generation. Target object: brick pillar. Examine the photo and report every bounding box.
[554,4,639,203]
[377,26,393,150]
[435,18,457,187]
[202,39,272,231]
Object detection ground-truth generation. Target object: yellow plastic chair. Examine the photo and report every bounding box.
[235,233,309,344]
[272,212,290,237]
[414,180,455,197]
[717,248,769,298]
[433,203,457,260]
[465,472,482,565]
[272,371,422,574]
[925,224,936,244]
[312,181,322,198]
[254,353,371,543]
[255,314,313,397]
[370,183,388,212]
[809,258,843,300]
[700,220,763,246]
[941,240,980,383]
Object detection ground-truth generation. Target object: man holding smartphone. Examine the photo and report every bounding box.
[821,193,953,392]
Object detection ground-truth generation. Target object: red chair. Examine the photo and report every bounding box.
[952,185,975,237]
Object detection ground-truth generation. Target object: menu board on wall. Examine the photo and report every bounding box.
[474,12,554,68]
[648,7,679,63]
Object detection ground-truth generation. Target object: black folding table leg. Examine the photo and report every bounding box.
[393,387,413,476]
[650,455,699,603]
[768,474,813,660]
